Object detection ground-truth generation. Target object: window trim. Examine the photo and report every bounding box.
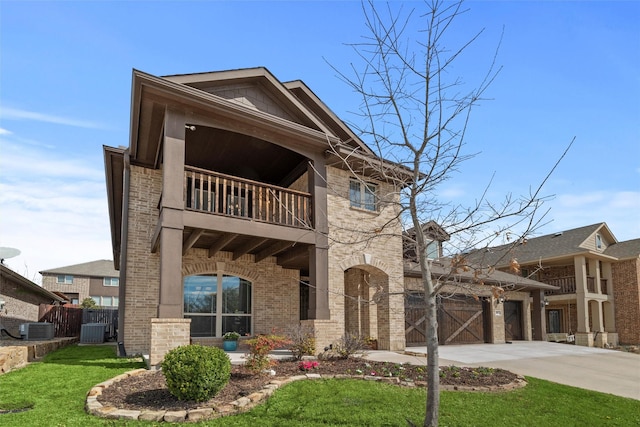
[349,179,378,212]
[103,277,119,287]
[56,275,73,284]
[183,273,253,338]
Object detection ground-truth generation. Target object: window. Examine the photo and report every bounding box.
[56,275,73,284]
[183,274,252,337]
[90,296,118,307]
[349,179,377,211]
[595,234,602,250]
[426,240,439,259]
[103,277,119,287]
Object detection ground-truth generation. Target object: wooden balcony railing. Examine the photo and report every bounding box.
[544,276,576,296]
[544,276,608,295]
[184,166,312,229]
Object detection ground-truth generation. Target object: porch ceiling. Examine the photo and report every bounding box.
[185,126,307,187]
[181,227,311,274]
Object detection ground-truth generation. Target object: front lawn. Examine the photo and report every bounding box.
[0,344,637,426]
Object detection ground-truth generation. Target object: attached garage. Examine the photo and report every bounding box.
[405,294,491,346]
[404,259,559,346]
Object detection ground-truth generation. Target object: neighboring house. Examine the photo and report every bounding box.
[403,222,557,346]
[468,223,640,347]
[0,263,65,336]
[40,260,119,307]
[104,68,406,366]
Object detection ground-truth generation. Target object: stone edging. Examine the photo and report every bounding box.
[85,369,527,423]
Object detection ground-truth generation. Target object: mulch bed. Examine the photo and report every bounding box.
[98,358,520,412]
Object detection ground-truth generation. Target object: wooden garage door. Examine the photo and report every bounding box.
[405,294,487,346]
[438,297,485,345]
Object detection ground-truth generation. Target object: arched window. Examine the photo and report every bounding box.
[183,274,252,337]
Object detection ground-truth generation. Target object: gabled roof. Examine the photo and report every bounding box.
[468,223,618,267]
[39,260,118,277]
[605,238,640,260]
[1,264,66,302]
[405,221,451,242]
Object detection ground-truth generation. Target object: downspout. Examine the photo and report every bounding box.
[117,149,131,356]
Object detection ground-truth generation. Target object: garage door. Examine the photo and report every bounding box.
[405,294,488,346]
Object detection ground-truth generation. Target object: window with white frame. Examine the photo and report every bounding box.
[103,277,119,287]
[56,275,73,284]
[90,296,119,307]
[183,274,252,337]
[349,179,377,211]
[595,234,603,250]
[426,240,440,259]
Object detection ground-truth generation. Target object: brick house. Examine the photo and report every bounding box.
[40,260,119,307]
[403,222,558,346]
[469,223,640,347]
[0,263,65,337]
[104,68,406,365]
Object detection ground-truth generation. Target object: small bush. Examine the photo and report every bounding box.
[334,333,367,358]
[161,345,231,402]
[287,324,316,360]
[245,333,291,373]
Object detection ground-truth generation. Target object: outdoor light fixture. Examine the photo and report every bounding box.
[497,297,505,305]
[541,298,549,308]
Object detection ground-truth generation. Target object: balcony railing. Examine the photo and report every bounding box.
[544,276,608,296]
[544,276,576,295]
[184,166,312,228]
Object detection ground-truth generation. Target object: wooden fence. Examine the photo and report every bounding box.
[38,305,118,339]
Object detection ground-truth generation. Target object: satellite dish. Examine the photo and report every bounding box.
[0,247,21,262]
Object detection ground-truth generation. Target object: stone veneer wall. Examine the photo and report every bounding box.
[612,258,640,344]
[325,167,405,351]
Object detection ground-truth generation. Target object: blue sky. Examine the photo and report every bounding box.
[1,1,638,281]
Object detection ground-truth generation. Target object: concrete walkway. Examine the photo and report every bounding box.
[364,341,640,400]
[227,341,639,400]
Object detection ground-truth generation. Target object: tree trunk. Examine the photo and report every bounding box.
[423,273,440,426]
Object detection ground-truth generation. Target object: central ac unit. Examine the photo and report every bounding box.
[19,322,55,341]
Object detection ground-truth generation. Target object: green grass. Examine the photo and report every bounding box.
[0,345,638,426]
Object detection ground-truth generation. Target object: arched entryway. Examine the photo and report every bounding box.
[340,254,398,350]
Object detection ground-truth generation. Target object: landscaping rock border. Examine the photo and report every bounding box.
[86,369,527,423]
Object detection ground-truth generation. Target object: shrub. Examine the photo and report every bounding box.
[161,345,231,401]
[287,324,316,360]
[244,333,291,373]
[334,333,367,358]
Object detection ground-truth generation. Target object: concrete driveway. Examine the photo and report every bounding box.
[365,341,640,400]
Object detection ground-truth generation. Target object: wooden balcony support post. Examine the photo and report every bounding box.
[574,255,590,333]
[158,108,185,319]
[308,156,330,319]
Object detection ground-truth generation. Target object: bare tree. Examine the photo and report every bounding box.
[329,1,572,425]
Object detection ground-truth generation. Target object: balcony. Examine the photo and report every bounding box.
[544,276,576,296]
[543,276,608,296]
[184,166,312,229]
